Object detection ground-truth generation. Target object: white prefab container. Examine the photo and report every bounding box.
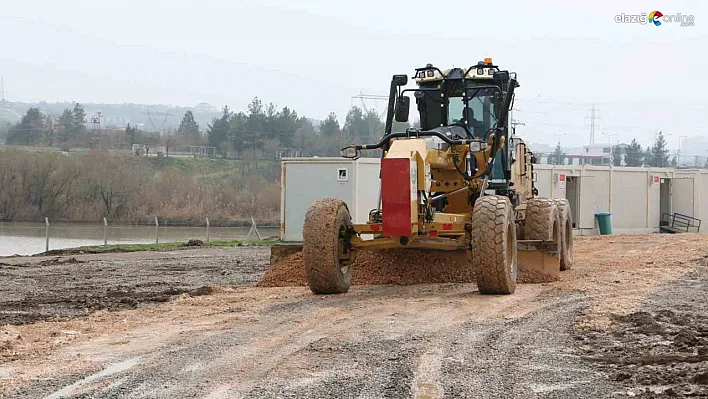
[280,157,381,242]
[533,164,707,235]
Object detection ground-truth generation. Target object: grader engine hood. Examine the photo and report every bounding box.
[381,139,429,237]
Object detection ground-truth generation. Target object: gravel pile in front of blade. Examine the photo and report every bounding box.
[258,249,474,287]
[517,269,560,284]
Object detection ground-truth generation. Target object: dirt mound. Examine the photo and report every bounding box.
[259,247,560,288]
[258,249,473,287]
[517,269,560,284]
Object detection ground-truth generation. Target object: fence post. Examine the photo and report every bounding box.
[246,217,262,241]
[155,217,159,244]
[45,217,49,252]
[253,217,262,240]
[103,217,108,246]
[206,217,210,243]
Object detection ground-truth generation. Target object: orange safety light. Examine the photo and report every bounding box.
[484,57,493,64]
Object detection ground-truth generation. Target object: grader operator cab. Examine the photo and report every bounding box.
[303,59,574,295]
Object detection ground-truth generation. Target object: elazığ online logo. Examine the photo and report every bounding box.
[615,11,695,27]
[648,11,663,26]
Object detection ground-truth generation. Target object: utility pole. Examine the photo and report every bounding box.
[90,112,102,149]
[585,104,601,145]
[0,75,5,102]
[602,132,618,165]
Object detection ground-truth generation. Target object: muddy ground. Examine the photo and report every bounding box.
[0,247,270,325]
[0,234,706,398]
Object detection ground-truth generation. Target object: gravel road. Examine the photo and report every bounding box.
[0,234,706,398]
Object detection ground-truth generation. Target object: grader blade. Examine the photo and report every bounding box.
[516,240,561,278]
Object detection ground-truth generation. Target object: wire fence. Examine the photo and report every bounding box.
[0,217,277,253]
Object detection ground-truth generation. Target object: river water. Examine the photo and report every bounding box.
[0,222,280,256]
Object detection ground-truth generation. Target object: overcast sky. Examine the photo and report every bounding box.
[1,0,707,150]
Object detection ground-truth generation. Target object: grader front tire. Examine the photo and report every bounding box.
[302,199,357,294]
[470,195,517,295]
[553,199,574,271]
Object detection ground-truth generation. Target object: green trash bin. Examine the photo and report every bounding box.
[595,212,612,235]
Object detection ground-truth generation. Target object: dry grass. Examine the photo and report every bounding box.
[0,149,280,223]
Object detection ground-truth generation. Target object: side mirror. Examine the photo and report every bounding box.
[394,96,410,122]
[392,74,408,86]
[492,71,510,89]
[341,146,360,160]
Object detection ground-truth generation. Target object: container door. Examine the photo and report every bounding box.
[672,178,694,217]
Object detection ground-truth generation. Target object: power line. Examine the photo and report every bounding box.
[351,93,388,115]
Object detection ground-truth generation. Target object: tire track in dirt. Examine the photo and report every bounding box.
[15,284,552,398]
[3,234,707,398]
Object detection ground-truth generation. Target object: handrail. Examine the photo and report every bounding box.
[343,129,484,151]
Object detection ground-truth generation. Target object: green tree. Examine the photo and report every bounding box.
[125,123,138,145]
[548,142,565,165]
[57,109,74,143]
[624,139,644,167]
[319,113,341,136]
[364,110,385,141]
[245,98,266,157]
[643,146,654,166]
[7,108,45,145]
[72,103,87,138]
[651,132,670,167]
[343,106,368,141]
[178,111,201,144]
[293,117,316,155]
[207,106,231,150]
[273,106,298,148]
[611,145,623,166]
[228,112,248,158]
[670,156,678,168]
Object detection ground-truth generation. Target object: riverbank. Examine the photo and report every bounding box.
[0,222,281,257]
[0,218,279,228]
[0,239,278,258]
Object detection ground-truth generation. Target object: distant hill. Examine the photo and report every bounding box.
[1,101,222,132]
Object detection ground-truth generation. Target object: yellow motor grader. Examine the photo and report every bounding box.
[303,59,573,295]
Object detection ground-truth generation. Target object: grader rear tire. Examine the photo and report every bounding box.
[302,199,357,294]
[524,198,561,244]
[553,199,574,270]
[470,195,517,295]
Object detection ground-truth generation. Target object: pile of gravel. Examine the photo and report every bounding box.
[258,248,555,288]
